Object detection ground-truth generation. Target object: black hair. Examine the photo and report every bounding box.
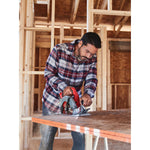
[81,32,101,48]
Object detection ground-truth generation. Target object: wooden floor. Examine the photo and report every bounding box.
[29,137,131,150]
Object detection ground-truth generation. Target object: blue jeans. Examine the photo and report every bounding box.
[39,102,85,150]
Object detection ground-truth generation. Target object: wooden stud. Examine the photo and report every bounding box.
[87,0,93,32]
[96,45,102,110]
[31,31,36,116]
[38,48,42,112]
[107,42,112,110]
[19,1,26,149]
[108,0,112,10]
[60,25,64,43]
[23,0,34,148]
[81,27,84,36]
[100,27,107,110]
[51,0,55,51]
[47,0,51,21]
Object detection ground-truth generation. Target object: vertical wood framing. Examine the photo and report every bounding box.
[81,27,84,36]
[60,25,64,43]
[47,0,51,21]
[96,44,102,110]
[38,48,42,112]
[19,0,26,149]
[23,0,34,149]
[31,31,36,116]
[100,27,107,110]
[51,0,55,51]
[86,0,96,112]
[107,41,112,110]
[87,0,93,32]
[108,0,112,10]
[85,134,93,150]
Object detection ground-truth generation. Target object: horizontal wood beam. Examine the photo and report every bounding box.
[34,22,131,31]
[34,0,48,4]
[23,27,51,31]
[92,9,131,16]
[108,38,131,41]
[22,71,44,75]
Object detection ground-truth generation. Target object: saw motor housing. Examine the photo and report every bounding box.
[59,87,81,114]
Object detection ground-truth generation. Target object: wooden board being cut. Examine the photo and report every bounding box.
[32,109,130,143]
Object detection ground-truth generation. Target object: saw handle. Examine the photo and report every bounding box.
[60,87,80,107]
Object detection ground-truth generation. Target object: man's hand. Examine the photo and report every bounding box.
[80,94,92,107]
[63,86,73,96]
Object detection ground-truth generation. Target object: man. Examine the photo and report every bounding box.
[39,32,101,150]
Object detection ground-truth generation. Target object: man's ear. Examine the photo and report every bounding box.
[78,40,83,48]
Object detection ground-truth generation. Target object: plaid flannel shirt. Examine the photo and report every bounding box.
[42,40,98,113]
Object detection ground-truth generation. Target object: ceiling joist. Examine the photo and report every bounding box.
[70,0,80,24]
[95,0,108,25]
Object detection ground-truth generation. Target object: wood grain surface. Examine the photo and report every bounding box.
[32,109,131,143]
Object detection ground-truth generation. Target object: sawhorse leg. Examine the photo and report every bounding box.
[85,134,109,150]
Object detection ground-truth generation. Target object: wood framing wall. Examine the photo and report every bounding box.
[19,0,131,149]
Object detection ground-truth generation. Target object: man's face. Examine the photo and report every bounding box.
[77,41,98,62]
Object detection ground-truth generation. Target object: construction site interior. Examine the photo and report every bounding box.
[19,0,131,149]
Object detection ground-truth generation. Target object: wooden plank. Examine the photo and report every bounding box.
[51,0,55,51]
[34,21,131,31]
[114,16,130,38]
[24,26,51,31]
[32,110,131,143]
[19,1,26,149]
[95,0,108,25]
[22,71,44,75]
[87,0,93,32]
[108,0,112,10]
[70,0,80,24]
[31,31,36,116]
[47,0,51,21]
[107,43,111,110]
[92,9,131,16]
[96,46,102,110]
[60,25,64,43]
[81,27,84,36]
[100,27,107,110]
[108,38,131,42]
[114,0,130,25]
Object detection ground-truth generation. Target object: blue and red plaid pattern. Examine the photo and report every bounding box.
[42,40,98,113]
